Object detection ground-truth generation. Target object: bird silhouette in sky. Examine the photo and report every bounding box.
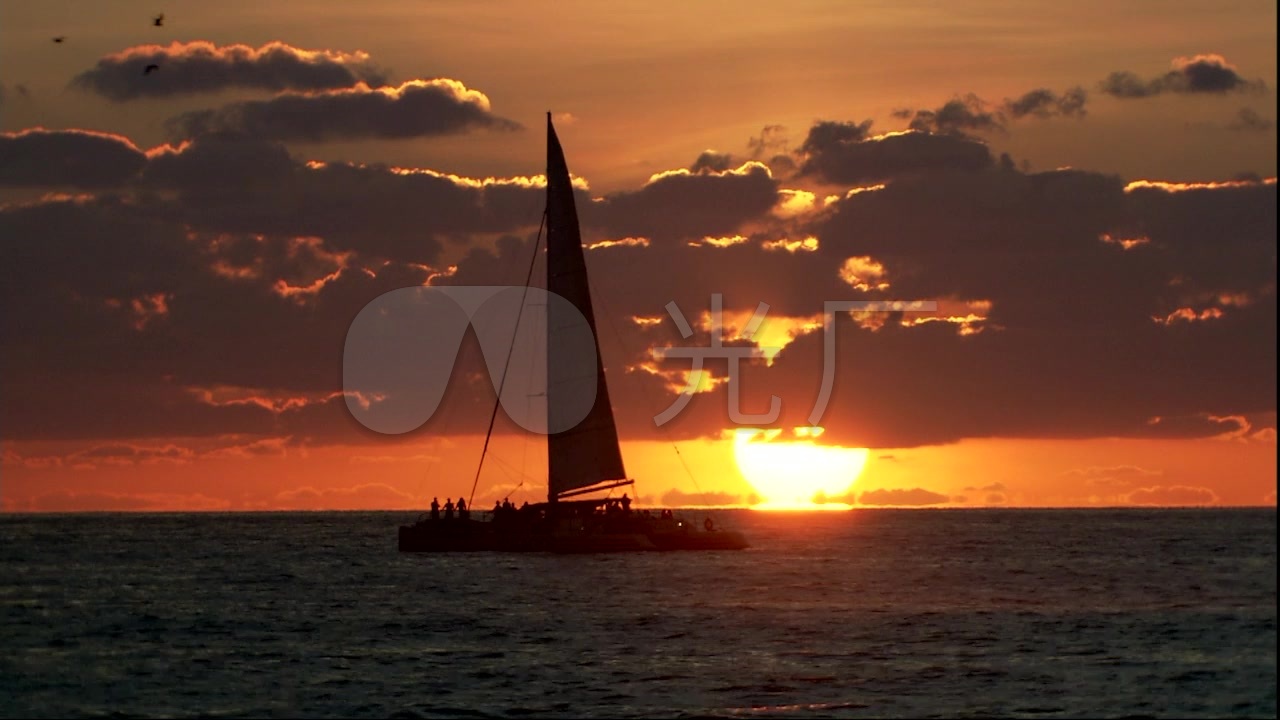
[153,13,164,27]
[52,36,66,43]
[144,64,160,75]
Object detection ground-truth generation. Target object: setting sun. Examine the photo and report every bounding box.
[733,428,869,509]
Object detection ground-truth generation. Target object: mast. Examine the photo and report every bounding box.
[544,113,629,503]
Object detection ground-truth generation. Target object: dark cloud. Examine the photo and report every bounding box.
[1003,87,1087,119]
[1229,107,1273,132]
[748,124,789,159]
[586,161,781,241]
[0,124,547,267]
[743,125,797,179]
[632,168,1275,448]
[1099,71,1151,99]
[0,193,449,440]
[907,94,1002,137]
[0,129,147,187]
[799,122,992,184]
[858,488,950,506]
[799,119,873,154]
[143,132,297,189]
[898,88,1087,138]
[690,150,734,173]
[72,41,388,101]
[1101,54,1265,99]
[678,129,796,181]
[139,133,544,263]
[166,80,521,142]
[764,153,798,179]
[0,122,1274,453]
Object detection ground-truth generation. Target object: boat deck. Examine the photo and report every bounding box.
[397,508,748,553]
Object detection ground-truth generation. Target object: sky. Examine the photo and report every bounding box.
[0,0,1276,512]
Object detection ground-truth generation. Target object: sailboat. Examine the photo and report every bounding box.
[397,114,749,553]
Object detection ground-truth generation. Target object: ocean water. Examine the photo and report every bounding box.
[0,508,1274,719]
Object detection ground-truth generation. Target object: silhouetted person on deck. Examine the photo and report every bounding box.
[457,498,468,520]
[621,494,631,513]
[430,497,440,520]
[444,499,455,520]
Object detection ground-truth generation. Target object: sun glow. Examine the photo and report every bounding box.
[733,428,869,510]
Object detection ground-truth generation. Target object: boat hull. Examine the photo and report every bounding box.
[397,520,503,552]
[548,532,657,553]
[397,514,748,554]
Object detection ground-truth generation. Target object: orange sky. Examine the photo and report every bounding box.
[0,0,1276,511]
[2,431,1275,511]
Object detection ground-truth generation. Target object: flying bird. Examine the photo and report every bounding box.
[153,13,164,26]
[144,64,160,75]
[52,36,66,43]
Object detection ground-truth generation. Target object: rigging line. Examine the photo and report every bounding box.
[414,302,462,505]
[484,451,536,492]
[489,452,538,487]
[416,399,455,500]
[468,209,547,508]
[590,275,703,495]
[475,452,528,501]
[518,252,542,494]
[496,476,526,502]
[491,456,520,485]
[520,373,533,497]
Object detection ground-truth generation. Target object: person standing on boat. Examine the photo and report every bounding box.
[621,494,632,513]
[444,499,455,520]
[457,497,468,520]
[430,497,440,521]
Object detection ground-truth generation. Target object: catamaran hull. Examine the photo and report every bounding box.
[397,521,503,552]
[397,521,747,554]
[548,533,657,553]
